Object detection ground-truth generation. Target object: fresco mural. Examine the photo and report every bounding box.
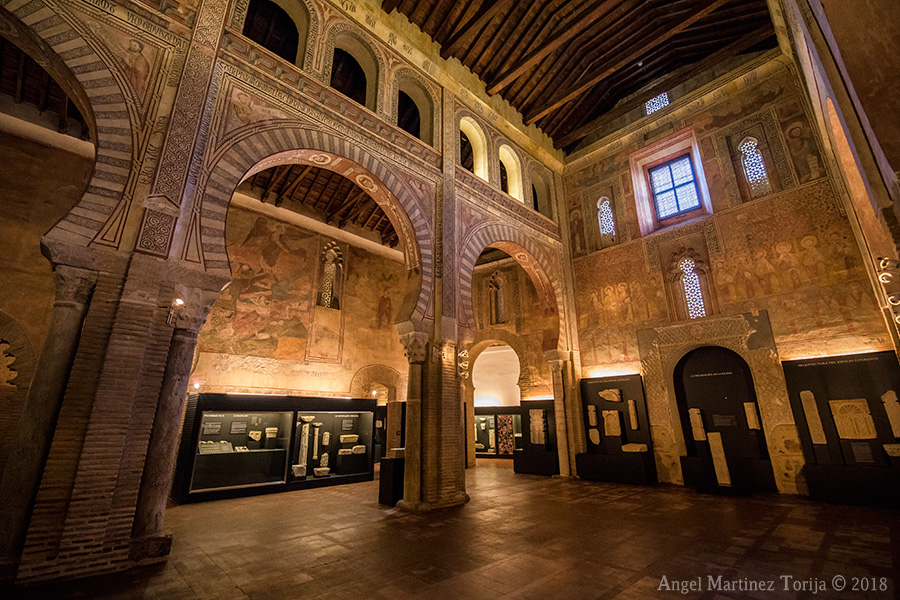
[195,207,408,393]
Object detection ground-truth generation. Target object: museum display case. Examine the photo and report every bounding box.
[172,393,376,503]
[576,375,657,485]
[783,351,900,505]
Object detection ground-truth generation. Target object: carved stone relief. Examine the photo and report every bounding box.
[828,399,877,440]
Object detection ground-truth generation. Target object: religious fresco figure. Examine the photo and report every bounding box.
[375,288,392,329]
[125,39,151,100]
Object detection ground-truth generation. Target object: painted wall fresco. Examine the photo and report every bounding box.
[194,206,408,395]
[564,62,892,487]
[567,64,888,377]
[471,260,556,399]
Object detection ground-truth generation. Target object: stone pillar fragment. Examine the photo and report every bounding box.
[398,331,428,510]
[545,351,571,477]
[0,265,97,581]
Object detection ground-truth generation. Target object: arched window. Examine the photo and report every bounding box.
[498,145,523,202]
[499,161,509,194]
[738,137,772,199]
[397,78,434,145]
[531,169,554,219]
[330,35,378,111]
[489,273,505,325]
[597,197,616,248]
[243,0,303,65]
[679,257,706,319]
[398,91,420,139]
[460,130,474,172]
[317,242,343,309]
[460,117,488,180]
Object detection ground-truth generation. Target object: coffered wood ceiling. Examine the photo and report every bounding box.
[382,0,776,151]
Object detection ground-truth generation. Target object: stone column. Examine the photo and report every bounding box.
[545,350,572,477]
[460,380,475,468]
[397,331,428,511]
[130,289,214,561]
[0,265,97,581]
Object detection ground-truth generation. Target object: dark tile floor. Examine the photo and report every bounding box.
[13,460,900,599]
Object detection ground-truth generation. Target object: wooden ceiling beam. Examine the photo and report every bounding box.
[313,170,340,211]
[37,70,50,112]
[557,25,774,147]
[382,0,403,14]
[276,165,312,206]
[470,0,519,73]
[344,198,375,225]
[487,0,626,95]
[14,50,26,104]
[329,189,365,224]
[525,0,732,124]
[261,165,290,202]
[440,0,513,60]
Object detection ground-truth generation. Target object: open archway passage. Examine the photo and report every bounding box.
[397,91,420,139]
[675,346,777,495]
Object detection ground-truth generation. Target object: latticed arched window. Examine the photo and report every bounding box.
[317,242,343,309]
[738,137,772,199]
[597,197,616,247]
[679,257,706,319]
[645,92,669,114]
[489,272,505,325]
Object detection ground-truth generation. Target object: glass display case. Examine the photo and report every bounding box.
[474,407,522,458]
[172,394,376,503]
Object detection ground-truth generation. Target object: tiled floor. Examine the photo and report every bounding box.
[13,460,899,599]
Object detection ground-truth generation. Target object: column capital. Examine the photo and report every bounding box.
[543,349,568,366]
[400,331,430,364]
[169,287,219,334]
[53,265,98,305]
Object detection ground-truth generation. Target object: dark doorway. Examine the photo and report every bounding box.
[675,346,776,495]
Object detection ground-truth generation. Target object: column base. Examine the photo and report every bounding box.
[128,534,173,564]
[397,491,470,513]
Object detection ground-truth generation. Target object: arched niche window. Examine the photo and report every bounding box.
[331,35,378,111]
[498,145,523,202]
[530,169,553,219]
[460,117,488,180]
[738,137,772,199]
[667,248,711,321]
[397,78,434,145]
[489,272,505,325]
[597,196,616,248]
[317,242,344,310]
[460,130,474,173]
[243,0,308,66]
[499,161,509,194]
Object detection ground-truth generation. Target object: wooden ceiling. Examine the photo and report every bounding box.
[246,165,399,247]
[0,35,86,137]
[382,0,776,151]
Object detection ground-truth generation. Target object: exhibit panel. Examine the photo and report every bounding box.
[782,351,900,505]
[675,347,777,495]
[172,394,376,503]
[473,407,522,458]
[576,375,657,485]
[514,400,559,476]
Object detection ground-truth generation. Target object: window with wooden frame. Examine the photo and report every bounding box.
[629,127,712,236]
[647,154,702,224]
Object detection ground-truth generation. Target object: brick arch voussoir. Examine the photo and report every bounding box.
[1,0,137,250]
[197,124,433,324]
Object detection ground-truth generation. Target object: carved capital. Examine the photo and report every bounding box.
[400,331,430,364]
[170,287,220,334]
[53,265,98,306]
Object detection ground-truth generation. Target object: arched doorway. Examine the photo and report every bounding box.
[675,346,776,494]
[472,344,521,458]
